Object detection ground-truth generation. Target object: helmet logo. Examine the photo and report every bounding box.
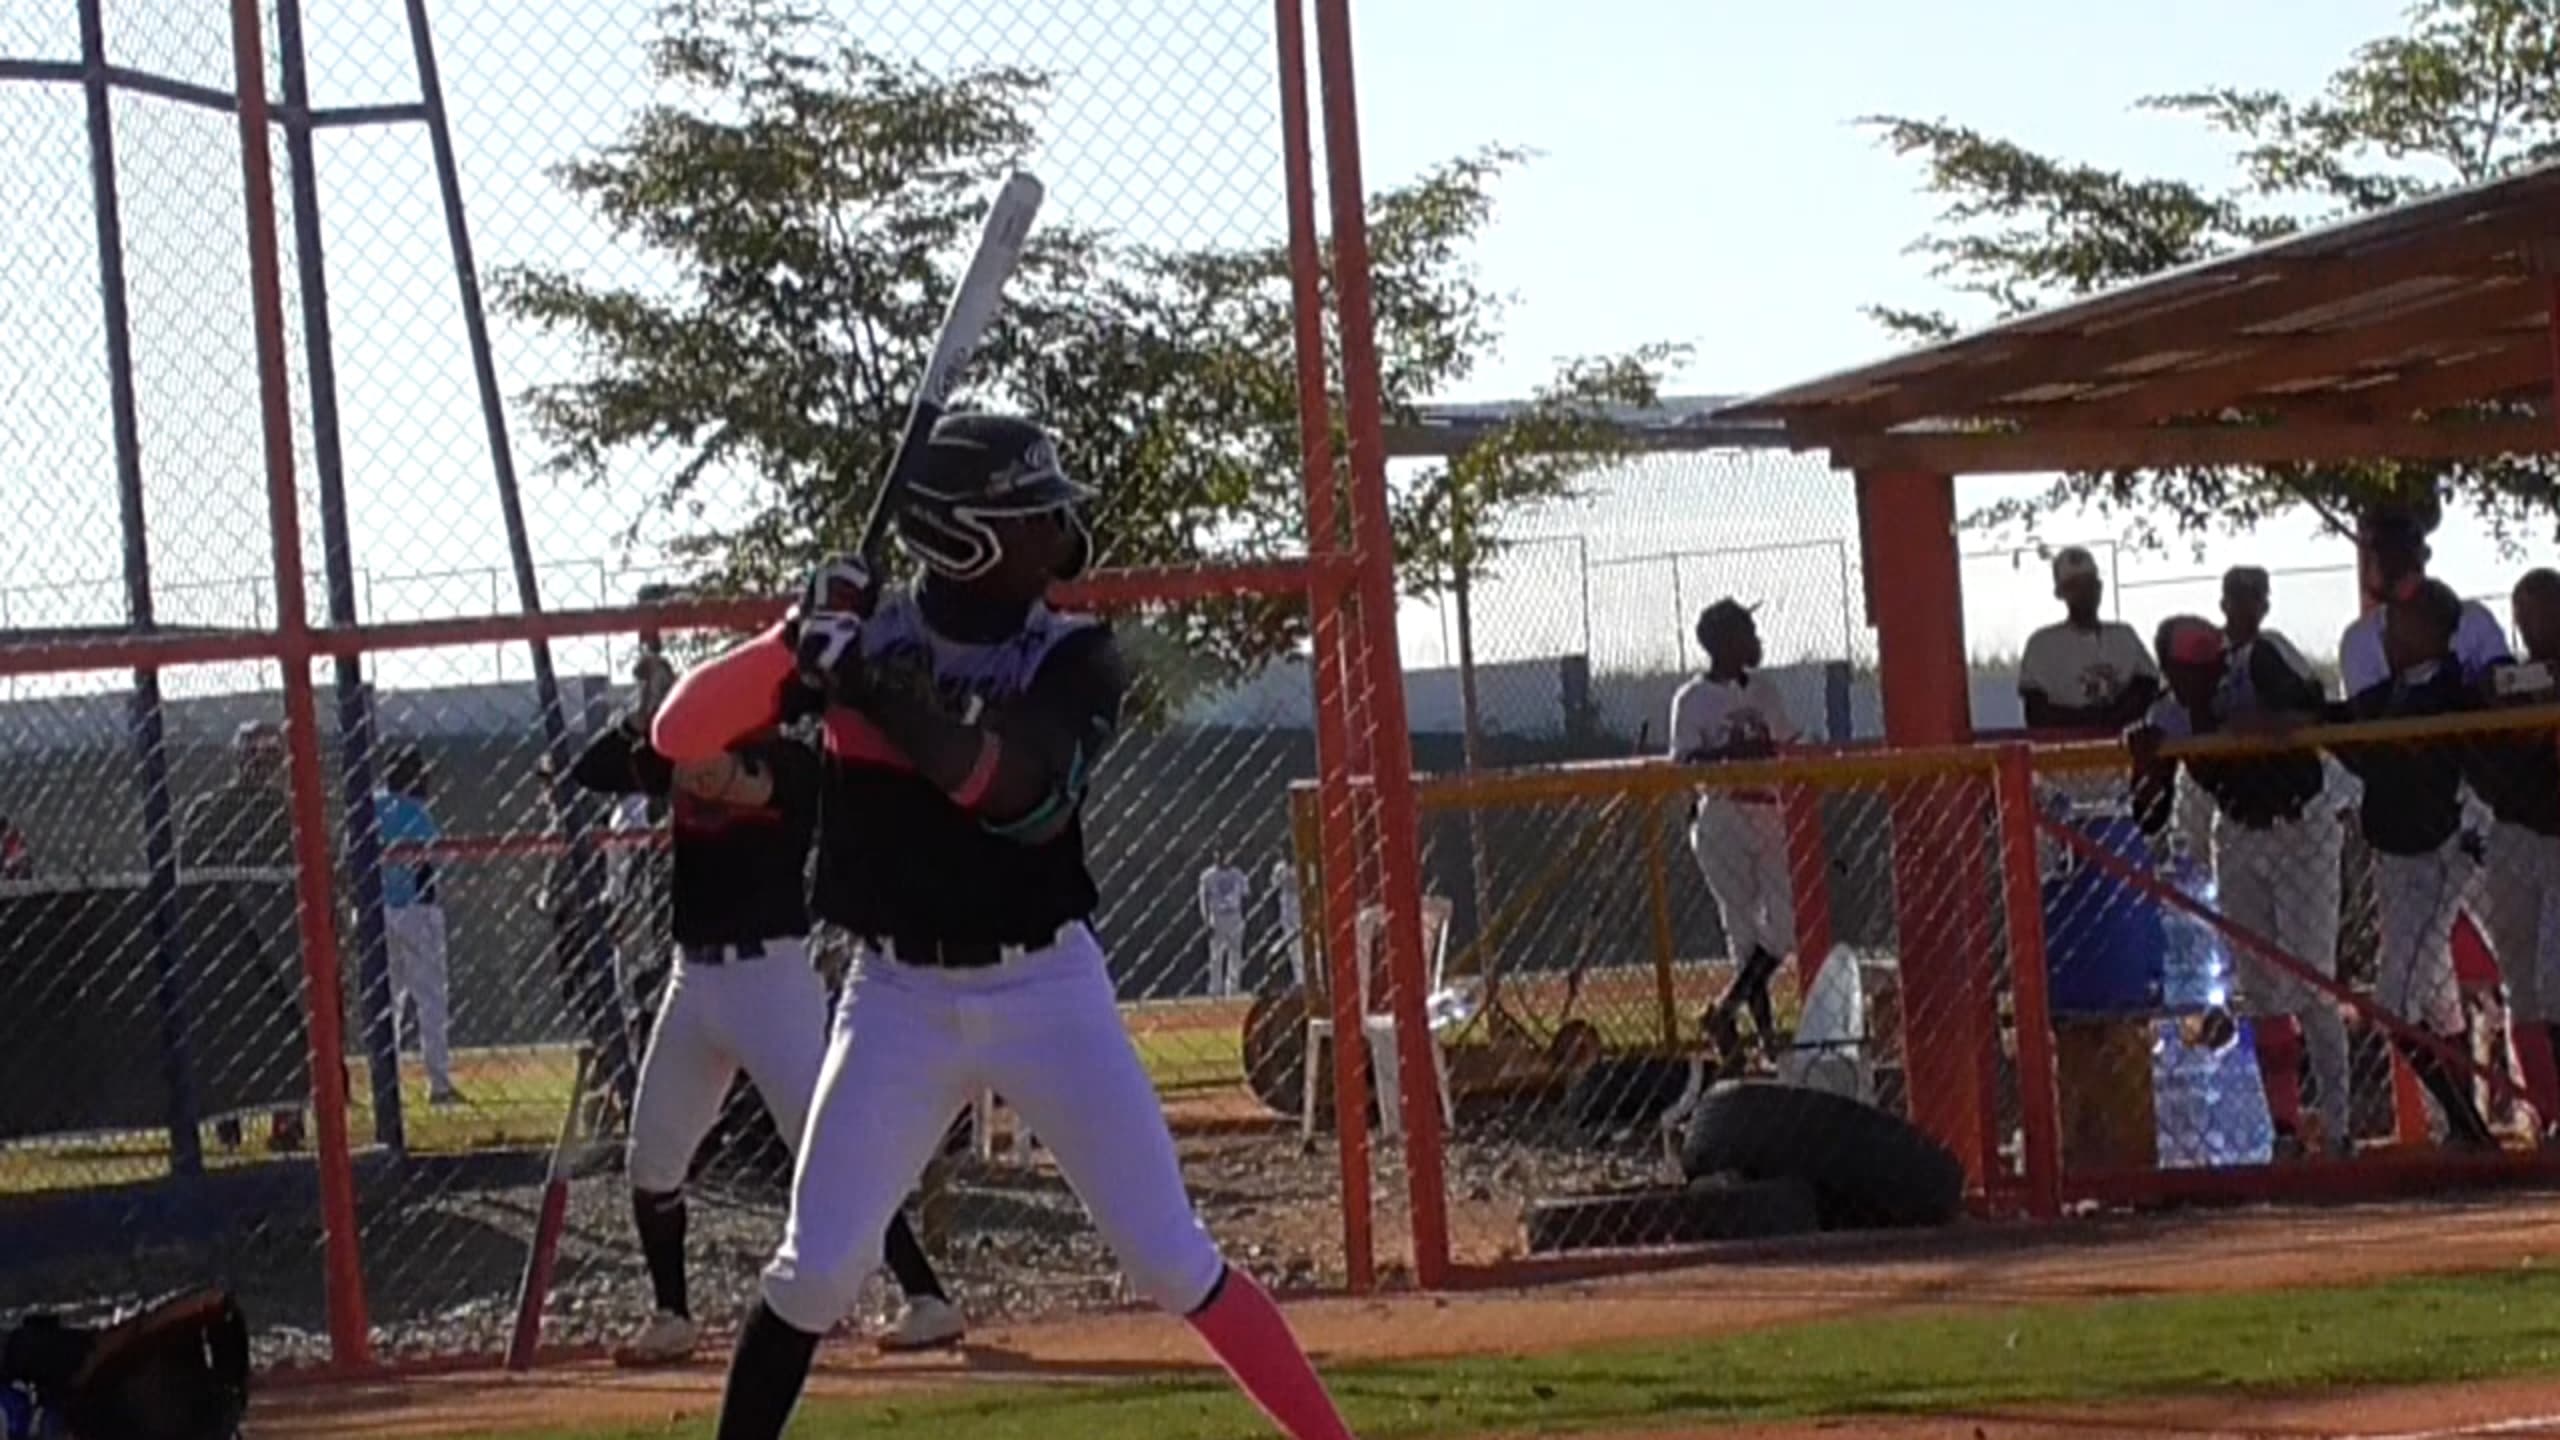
[986,437,1061,496]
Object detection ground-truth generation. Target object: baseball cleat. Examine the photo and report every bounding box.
[879,1295,965,1353]
[613,1311,699,1367]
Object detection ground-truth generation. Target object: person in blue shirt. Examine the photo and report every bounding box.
[376,743,460,1106]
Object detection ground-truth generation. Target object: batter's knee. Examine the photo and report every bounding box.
[1128,1223,1227,1317]
[760,1228,883,1335]
[625,1130,691,1195]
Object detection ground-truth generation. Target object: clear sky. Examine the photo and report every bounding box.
[1,0,2532,712]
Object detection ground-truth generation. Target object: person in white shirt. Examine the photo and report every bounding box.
[1198,856,1250,998]
[1671,598,1799,1072]
[2337,502,2512,695]
[2018,546,2161,733]
[1269,856,1304,986]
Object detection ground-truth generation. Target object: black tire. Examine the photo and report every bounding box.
[1524,1175,1820,1254]
[1565,1053,1695,1131]
[1680,1079,1964,1230]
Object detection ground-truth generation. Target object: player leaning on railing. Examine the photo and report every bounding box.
[2329,579,2498,1151]
[2465,568,2560,1134]
[652,413,1356,1440]
[2127,599,2350,1161]
[559,686,963,1366]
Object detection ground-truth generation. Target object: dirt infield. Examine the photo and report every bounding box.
[256,1191,2560,1438]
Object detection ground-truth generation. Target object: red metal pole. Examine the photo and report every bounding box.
[1995,748,2063,1219]
[229,0,372,1369]
[1275,0,1373,1295]
[1309,0,1452,1287]
[1782,781,1834,994]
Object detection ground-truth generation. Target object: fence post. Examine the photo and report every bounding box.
[228,0,373,1369]
[1994,746,2062,1219]
[1311,0,1451,1287]
[1274,0,1372,1295]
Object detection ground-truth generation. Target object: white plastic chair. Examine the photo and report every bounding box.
[1302,896,1456,1143]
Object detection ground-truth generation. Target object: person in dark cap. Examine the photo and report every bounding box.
[2018,546,2159,733]
[1670,598,1799,1071]
[2338,501,2510,695]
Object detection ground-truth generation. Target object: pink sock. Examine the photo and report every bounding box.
[1186,1267,1355,1439]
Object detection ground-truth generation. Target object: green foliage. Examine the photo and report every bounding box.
[496,0,1679,696]
[1864,0,2560,550]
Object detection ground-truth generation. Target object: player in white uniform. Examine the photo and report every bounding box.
[565,708,962,1365]
[1671,599,1799,1070]
[658,414,1354,1440]
[1199,857,1250,997]
[2131,599,2349,1158]
[1271,856,1305,985]
[2469,569,2560,1130]
[2018,546,2160,734]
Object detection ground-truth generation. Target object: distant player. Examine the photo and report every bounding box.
[1672,598,1798,1071]
[1198,855,1250,998]
[376,743,458,1107]
[654,413,1354,1440]
[2332,579,2497,1150]
[2019,546,2160,732]
[1271,854,1304,985]
[563,705,963,1365]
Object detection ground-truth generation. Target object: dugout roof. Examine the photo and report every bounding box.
[1717,161,2560,476]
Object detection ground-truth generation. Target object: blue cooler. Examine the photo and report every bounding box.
[2041,814,2166,1018]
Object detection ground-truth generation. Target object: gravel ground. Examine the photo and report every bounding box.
[0,1087,1683,1368]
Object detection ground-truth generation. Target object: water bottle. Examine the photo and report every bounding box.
[2151,864,2274,1168]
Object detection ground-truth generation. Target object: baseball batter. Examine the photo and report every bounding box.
[1199,856,1250,998]
[653,414,1354,1440]
[1671,598,1798,1069]
[2334,579,2497,1150]
[564,708,963,1365]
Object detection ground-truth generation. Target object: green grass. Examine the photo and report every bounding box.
[0,1012,1252,1196]
[485,1266,2560,1440]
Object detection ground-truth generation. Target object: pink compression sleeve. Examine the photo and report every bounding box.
[651,624,793,761]
[1186,1267,1354,1440]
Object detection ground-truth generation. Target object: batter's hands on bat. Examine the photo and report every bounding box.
[789,555,878,700]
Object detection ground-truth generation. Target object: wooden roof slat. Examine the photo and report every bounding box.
[2052,279,2543,429]
[1726,174,2560,437]
[1829,416,2555,476]
[2293,337,2553,422]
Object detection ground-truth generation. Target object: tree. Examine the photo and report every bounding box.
[495,0,1679,704]
[1863,0,2560,550]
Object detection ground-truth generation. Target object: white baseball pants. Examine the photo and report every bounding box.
[1688,798,1795,962]
[384,903,452,1094]
[2373,843,2469,1038]
[2477,822,2560,1024]
[762,924,1224,1333]
[626,939,830,1194]
[2214,810,2348,1141]
[1206,918,1246,998]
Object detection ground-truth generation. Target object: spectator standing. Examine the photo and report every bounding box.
[2338,503,2511,694]
[376,743,459,1106]
[1672,598,1798,1072]
[2018,546,2160,732]
[178,720,305,1152]
[1198,856,1249,999]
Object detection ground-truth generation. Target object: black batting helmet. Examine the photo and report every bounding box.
[895,412,1094,583]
